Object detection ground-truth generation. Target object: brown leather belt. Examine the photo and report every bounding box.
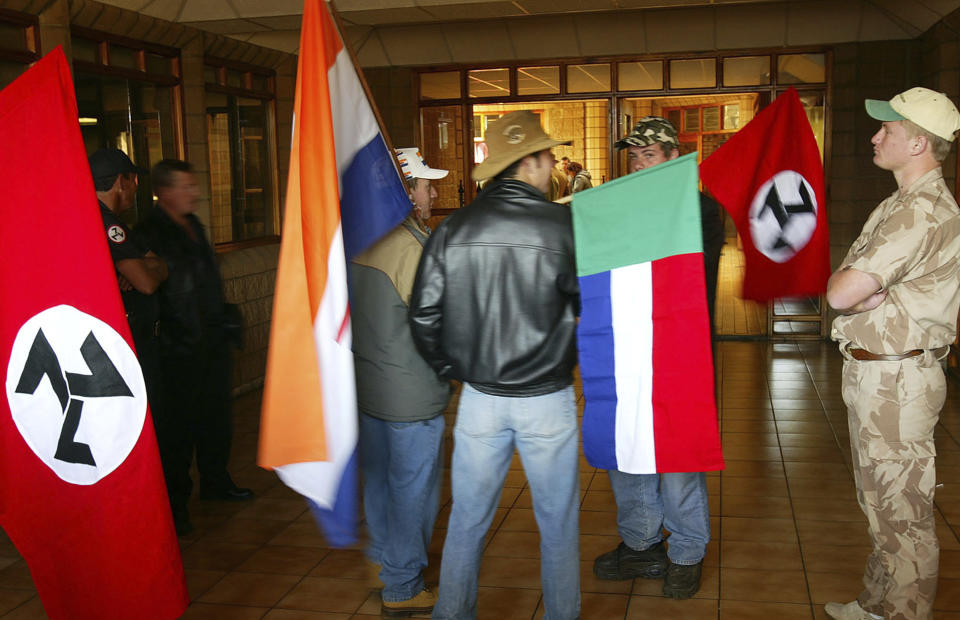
[849,348,923,361]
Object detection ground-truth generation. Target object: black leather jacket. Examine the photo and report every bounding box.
[409,179,578,397]
[135,206,227,357]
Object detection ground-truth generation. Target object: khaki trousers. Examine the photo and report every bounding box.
[842,352,944,620]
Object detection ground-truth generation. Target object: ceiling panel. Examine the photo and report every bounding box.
[87,0,960,57]
[181,18,268,35]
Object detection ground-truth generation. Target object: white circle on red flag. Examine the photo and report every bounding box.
[748,170,818,264]
[5,305,146,485]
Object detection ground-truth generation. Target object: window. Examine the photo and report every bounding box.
[517,66,560,96]
[72,28,182,225]
[205,57,279,244]
[0,10,40,90]
[468,68,509,98]
[777,53,826,84]
[567,64,610,93]
[420,71,461,100]
[670,58,717,89]
[618,61,663,91]
[723,56,770,87]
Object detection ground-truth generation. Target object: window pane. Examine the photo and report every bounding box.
[110,45,139,71]
[669,58,716,89]
[567,64,610,93]
[723,104,740,130]
[207,108,232,244]
[468,68,509,98]
[250,73,269,92]
[702,106,721,131]
[517,66,559,95]
[618,61,663,91]
[723,56,770,86]
[778,53,826,84]
[207,93,277,243]
[420,71,460,100]
[683,108,700,132]
[145,52,172,76]
[72,37,99,64]
[0,23,27,53]
[226,68,245,89]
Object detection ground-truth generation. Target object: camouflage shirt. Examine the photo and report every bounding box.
[832,167,960,353]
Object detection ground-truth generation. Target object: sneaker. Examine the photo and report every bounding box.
[593,541,668,580]
[381,587,436,617]
[825,601,883,620]
[662,561,702,599]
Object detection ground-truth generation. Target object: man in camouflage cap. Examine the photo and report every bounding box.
[826,87,960,620]
[592,116,724,600]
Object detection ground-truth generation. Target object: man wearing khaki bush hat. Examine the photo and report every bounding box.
[409,110,581,619]
[826,87,960,620]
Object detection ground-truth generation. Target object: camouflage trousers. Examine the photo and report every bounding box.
[841,353,944,620]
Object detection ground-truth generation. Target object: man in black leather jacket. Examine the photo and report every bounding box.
[410,111,581,620]
[136,159,252,536]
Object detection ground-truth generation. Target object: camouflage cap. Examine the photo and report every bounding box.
[614,116,679,150]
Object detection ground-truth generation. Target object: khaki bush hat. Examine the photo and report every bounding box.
[472,110,571,181]
[395,147,448,180]
[865,87,960,141]
[615,116,680,150]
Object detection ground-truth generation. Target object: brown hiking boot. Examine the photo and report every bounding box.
[381,587,436,618]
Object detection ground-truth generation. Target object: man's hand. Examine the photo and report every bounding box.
[117,273,134,291]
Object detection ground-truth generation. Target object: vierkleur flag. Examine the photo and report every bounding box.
[573,153,723,474]
[258,0,410,546]
[700,87,829,302]
[0,48,187,619]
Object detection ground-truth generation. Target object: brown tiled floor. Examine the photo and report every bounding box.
[2,341,960,619]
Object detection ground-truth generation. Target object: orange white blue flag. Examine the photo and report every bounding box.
[258,0,410,546]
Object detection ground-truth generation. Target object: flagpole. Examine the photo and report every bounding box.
[326,0,408,188]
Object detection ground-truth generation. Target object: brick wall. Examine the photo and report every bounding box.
[220,244,280,394]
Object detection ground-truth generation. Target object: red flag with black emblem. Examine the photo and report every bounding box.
[700,87,830,301]
[0,48,188,619]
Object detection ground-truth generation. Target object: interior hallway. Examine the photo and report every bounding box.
[0,338,959,619]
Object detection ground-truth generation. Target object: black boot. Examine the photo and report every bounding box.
[593,541,667,580]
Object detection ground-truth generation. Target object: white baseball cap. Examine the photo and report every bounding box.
[395,148,448,180]
[866,87,960,141]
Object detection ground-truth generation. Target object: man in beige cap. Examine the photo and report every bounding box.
[410,110,581,619]
[351,148,452,617]
[826,87,960,620]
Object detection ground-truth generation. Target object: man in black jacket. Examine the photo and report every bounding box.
[409,111,581,620]
[136,159,252,536]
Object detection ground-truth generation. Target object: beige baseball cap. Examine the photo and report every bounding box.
[865,87,960,141]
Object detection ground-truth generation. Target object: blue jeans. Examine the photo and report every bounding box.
[359,412,445,602]
[607,470,709,565]
[433,384,580,620]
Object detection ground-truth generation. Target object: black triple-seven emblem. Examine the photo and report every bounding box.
[758,179,816,252]
[14,329,132,466]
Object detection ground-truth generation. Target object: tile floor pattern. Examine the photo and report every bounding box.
[2,341,960,619]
